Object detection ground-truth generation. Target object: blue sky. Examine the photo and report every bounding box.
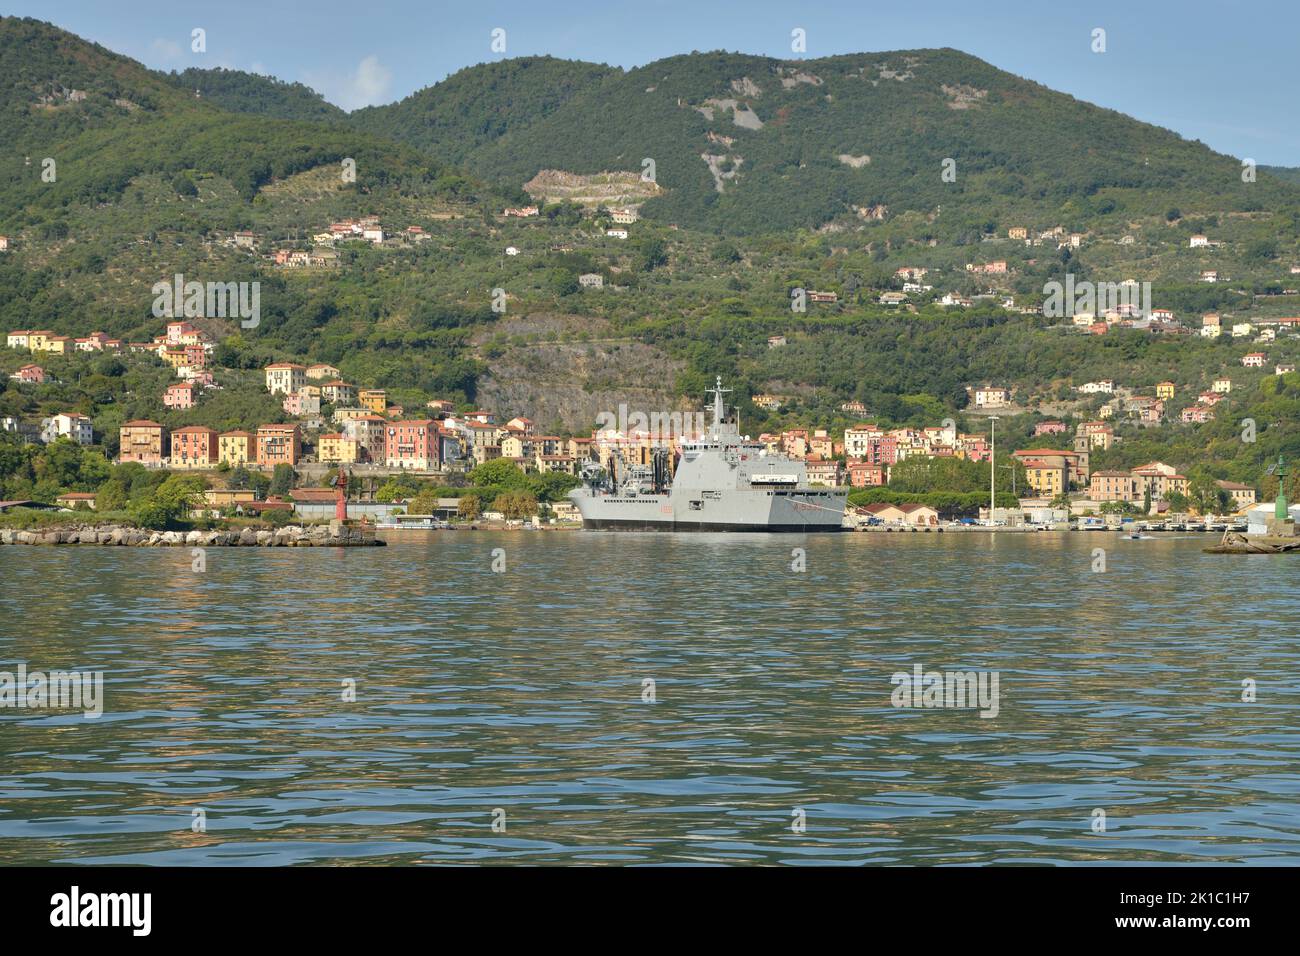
[7,0,1299,164]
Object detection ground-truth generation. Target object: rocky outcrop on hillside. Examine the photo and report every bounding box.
[477,346,685,432]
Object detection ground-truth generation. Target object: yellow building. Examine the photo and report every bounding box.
[359,389,386,414]
[1022,459,1067,496]
[500,434,532,459]
[1155,381,1175,399]
[218,430,254,467]
[26,331,54,352]
[318,433,360,463]
[31,333,70,355]
[203,488,256,508]
[162,348,189,369]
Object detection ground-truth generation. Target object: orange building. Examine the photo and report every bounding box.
[256,423,302,467]
[359,389,387,414]
[118,420,167,465]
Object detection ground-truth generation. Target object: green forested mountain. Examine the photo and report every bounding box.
[0,17,479,227]
[350,56,615,166]
[1263,165,1300,185]
[162,67,347,122]
[356,49,1300,234]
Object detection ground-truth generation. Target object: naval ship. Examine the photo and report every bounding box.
[569,378,848,531]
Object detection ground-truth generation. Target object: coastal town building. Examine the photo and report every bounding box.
[306,363,341,380]
[385,420,438,470]
[256,423,302,467]
[318,433,360,464]
[970,385,1012,408]
[847,462,887,487]
[343,415,387,463]
[1012,448,1087,488]
[163,381,197,409]
[118,420,167,465]
[1216,481,1256,508]
[42,412,92,445]
[218,431,255,467]
[56,491,97,510]
[264,363,306,395]
[170,426,219,469]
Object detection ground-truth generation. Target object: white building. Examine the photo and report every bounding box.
[1077,380,1114,394]
[264,363,306,396]
[42,412,93,445]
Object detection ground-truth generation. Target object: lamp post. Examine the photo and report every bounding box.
[989,416,1000,517]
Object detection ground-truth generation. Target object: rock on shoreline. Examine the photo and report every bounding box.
[0,523,384,548]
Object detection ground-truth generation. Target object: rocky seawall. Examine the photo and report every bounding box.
[0,524,384,547]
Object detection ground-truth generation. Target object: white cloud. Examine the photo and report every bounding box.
[305,55,393,112]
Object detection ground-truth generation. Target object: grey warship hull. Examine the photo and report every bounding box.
[571,488,847,532]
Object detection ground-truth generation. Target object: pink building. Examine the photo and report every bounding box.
[385,419,438,470]
[862,435,898,466]
[164,382,196,409]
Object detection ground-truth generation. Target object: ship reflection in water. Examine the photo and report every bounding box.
[1,532,1298,865]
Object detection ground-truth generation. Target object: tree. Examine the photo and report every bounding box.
[457,494,481,520]
[375,477,421,502]
[95,478,128,513]
[410,490,440,515]
[129,474,204,529]
[268,463,295,498]
[636,237,668,272]
[495,490,538,520]
[469,459,528,489]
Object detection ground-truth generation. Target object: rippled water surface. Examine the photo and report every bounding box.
[2,531,1298,865]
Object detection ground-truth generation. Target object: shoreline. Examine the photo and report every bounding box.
[0,524,383,547]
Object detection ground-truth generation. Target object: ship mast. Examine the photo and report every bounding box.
[707,376,731,435]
